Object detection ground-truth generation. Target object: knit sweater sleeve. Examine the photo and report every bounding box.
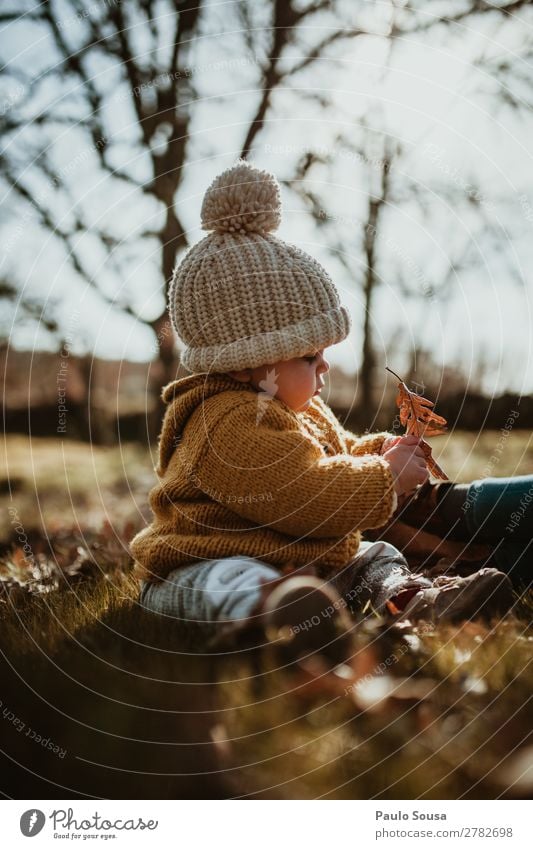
[343,430,393,457]
[197,399,396,539]
[309,397,392,457]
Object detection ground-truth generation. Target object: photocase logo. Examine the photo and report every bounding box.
[20,809,46,837]
[256,368,279,425]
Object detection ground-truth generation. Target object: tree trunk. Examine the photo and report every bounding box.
[360,198,379,414]
[359,153,391,420]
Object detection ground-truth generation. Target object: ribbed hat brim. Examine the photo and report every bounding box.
[181,306,352,373]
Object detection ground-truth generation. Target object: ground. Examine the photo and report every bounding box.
[0,432,532,799]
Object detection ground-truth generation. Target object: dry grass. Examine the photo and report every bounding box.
[0,433,531,799]
[431,429,533,482]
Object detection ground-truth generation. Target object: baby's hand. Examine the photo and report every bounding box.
[382,434,429,496]
[380,435,402,454]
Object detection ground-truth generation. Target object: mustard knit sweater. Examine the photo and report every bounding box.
[130,373,396,583]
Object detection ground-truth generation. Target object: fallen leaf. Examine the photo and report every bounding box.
[386,367,448,480]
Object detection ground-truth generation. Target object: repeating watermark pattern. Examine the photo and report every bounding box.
[0,137,106,272]
[342,621,436,694]
[291,578,372,636]
[462,408,520,512]
[0,83,24,116]
[8,505,37,570]
[54,137,107,185]
[226,492,273,505]
[180,457,273,505]
[505,482,533,533]
[56,0,123,30]
[422,143,495,211]
[266,140,495,213]
[56,310,81,434]
[264,141,496,235]
[56,355,68,433]
[519,193,533,225]
[1,700,67,759]
[150,320,173,357]
[0,203,34,273]
[264,142,389,170]
[343,643,410,696]
[318,209,435,301]
[256,368,279,425]
[127,52,262,99]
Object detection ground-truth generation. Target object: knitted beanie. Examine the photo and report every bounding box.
[168,159,352,373]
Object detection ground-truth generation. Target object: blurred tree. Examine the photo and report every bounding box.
[283,0,533,413]
[0,0,369,394]
[0,279,58,347]
[1,0,532,430]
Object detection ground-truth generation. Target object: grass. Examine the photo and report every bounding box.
[431,428,533,483]
[0,433,531,799]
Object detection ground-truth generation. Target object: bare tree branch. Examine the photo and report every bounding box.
[406,0,533,33]
[3,0,531,424]
[0,161,136,317]
[240,1,370,158]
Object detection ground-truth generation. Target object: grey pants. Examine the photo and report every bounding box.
[139,541,430,636]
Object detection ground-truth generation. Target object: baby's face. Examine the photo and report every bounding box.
[227,348,330,412]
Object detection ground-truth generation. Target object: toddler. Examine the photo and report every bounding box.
[130,161,515,670]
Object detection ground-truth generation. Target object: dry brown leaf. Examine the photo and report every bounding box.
[387,367,448,480]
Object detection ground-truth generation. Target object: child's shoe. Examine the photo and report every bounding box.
[261,575,355,671]
[206,574,355,674]
[396,567,514,624]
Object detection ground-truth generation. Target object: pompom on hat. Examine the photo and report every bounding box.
[168,159,351,373]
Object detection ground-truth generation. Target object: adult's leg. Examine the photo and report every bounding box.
[440,476,533,585]
[392,477,532,586]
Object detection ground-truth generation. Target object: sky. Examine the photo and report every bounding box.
[1,0,532,397]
